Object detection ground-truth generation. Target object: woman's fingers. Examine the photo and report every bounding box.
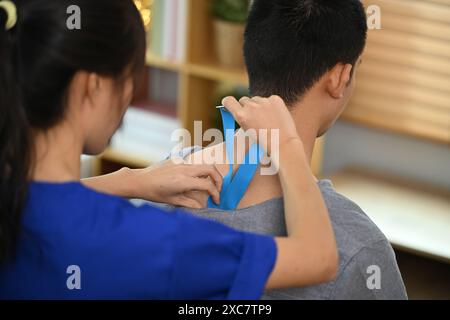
[251,96,269,104]
[174,196,204,209]
[184,177,221,205]
[222,96,244,119]
[238,96,252,105]
[188,164,223,192]
[240,96,261,109]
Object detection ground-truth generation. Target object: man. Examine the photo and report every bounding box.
[152,0,408,299]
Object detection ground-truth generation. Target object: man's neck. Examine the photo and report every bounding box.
[189,96,323,208]
[289,100,322,166]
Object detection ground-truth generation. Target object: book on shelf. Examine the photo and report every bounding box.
[132,67,178,118]
[132,100,177,118]
[149,0,187,62]
[110,106,182,163]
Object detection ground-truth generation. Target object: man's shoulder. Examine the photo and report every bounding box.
[318,180,389,260]
[313,180,407,299]
[329,238,407,299]
[263,181,407,300]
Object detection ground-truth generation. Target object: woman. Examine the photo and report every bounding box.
[0,0,337,299]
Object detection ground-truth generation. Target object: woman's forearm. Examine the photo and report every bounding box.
[278,139,332,239]
[81,161,222,208]
[82,168,137,198]
[267,138,338,288]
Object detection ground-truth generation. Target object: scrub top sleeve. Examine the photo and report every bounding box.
[170,211,277,300]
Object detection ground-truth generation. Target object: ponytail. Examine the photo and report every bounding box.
[0,3,31,263]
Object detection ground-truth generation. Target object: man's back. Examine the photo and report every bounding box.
[149,178,407,299]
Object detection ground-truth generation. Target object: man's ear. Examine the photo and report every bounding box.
[326,63,353,99]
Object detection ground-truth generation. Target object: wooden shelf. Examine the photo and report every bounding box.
[188,62,248,86]
[145,51,185,73]
[146,53,248,86]
[329,169,450,264]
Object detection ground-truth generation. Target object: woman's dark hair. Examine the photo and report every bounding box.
[0,0,146,263]
[244,0,368,105]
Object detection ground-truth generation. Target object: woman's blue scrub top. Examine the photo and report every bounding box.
[0,182,277,299]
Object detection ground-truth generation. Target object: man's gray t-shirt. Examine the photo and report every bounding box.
[143,148,408,299]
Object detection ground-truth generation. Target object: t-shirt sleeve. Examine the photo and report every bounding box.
[330,240,408,300]
[170,210,277,300]
[67,195,276,300]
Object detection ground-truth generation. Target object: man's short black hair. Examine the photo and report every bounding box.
[244,0,368,105]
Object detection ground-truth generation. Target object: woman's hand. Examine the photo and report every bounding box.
[82,159,222,209]
[133,158,222,208]
[222,95,301,155]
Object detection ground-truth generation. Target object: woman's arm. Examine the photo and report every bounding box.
[222,96,338,289]
[82,159,223,209]
[267,138,338,288]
